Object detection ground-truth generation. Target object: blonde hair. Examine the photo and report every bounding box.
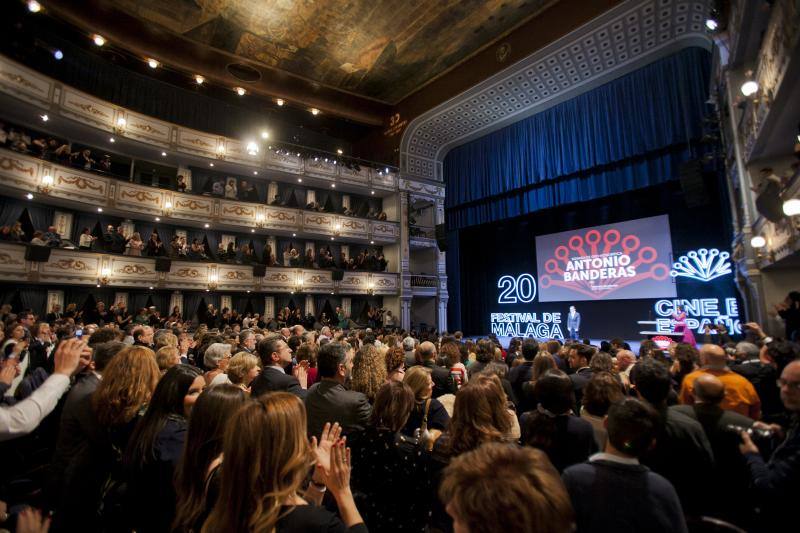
[351,344,387,402]
[93,346,160,426]
[201,393,312,533]
[227,352,260,385]
[155,346,179,371]
[404,365,432,401]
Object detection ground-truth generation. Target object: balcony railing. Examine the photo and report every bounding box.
[0,148,400,242]
[410,275,437,288]
[0,242,398,294]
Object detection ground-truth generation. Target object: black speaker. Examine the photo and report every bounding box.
[155,258,172,272]
[253,264,266,277]
[435,223,447,252]
[678,160,709,208]
[25,245,52,262]
[332,269,344,281]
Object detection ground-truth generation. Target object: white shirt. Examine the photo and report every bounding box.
[210,373,232,386]
[589,452,639,465]
[79,233,94,247]
[1,374,70,441]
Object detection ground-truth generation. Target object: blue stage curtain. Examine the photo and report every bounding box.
[0,199,25,227]
[25,205,54,234]
[443,47,711,229]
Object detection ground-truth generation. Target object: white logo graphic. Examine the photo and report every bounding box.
[670,248,731,282]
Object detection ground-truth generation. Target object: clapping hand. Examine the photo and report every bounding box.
[17,507,51,533]
[53,338,87,376]
[323,438,352,498]
[310,422,342,474]
[0,358,20,386]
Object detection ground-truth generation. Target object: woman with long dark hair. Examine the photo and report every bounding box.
[172,384,247,532]
[124,364,205,532]
[201,393,366,533]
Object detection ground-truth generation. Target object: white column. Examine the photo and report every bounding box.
[169,291,183,315]
[305,294,315,317]
[268,182,279,203]
[53,210,73,239]
[400,298,412,331]
[342,297,351,318]
[264,296,275,318]
[437,298,448,334]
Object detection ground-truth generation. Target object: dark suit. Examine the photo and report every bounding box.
[569,367,593,412]
[250,365,306,399]
[421,360,456,398]
[305,380,372,439]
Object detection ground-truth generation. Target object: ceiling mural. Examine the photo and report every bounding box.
[110,0,555,103]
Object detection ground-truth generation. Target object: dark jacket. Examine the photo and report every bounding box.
[731,359,782,422]
[401,398,450,438]
[250,365,306,400]
[508,361,534,411]
[421,360,456,398]
[104,231,127,254]
[569,367,593,412]
[304,380,372,440]
[520,412,598,472]
[562,459,687,533]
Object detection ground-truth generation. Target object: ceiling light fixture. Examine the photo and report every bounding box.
[109,137,115,143]
[234,87,246,96]
[337,149,343,155]
[27,1,41,13]
[40,114,48,122]
[276,98,285,106]
[195,75,205,85]
[297,178,302,183]
[783,198,800,216]
[204,223,210,228]
[209,162,214,167]
[53,49,63,60]
[26,193,33,200]
[155,217,161,222]
[97,207,103,212]
[161,151,167,157]
[310,108,320,116]
[750,235,766,248]
[246,141,259,155]
[705,18,718,31]
[253,171,258,175]
[261,130,269,140]
[147,58,159,69]
[370,190,375,195]
[93,34,106,47]
[741,80,759,97]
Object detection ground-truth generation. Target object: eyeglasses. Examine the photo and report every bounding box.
[776,379,800,391]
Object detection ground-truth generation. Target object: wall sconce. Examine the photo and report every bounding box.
[367,281,375,295]
[334,223,342,236]
[216,144,226,160]
[208,272,218,291]
[292,275,305,294]
[246,141,259,156]
[38,174,54,194]
[99,267,111,286]
[163,199,173,216]
[256,213,266,228]
[114,116,127,134]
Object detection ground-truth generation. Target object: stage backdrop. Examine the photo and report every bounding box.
[456,179,739,341]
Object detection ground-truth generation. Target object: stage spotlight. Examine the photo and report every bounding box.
[161,152,167,157]
[740,80,758,97]
[337,148,343,155]
[109,137,115,143]
[235,87,246,96]
[93,34,106,47]
[28,1,41,13]
[26,193,34,200]
[276,98,285,106]
[147,58,160,69]
[195,75,205,85]
[310,108,320,116]
[783,198,800,216]
[705,18,718,31]
[750,235,766,248]
[53,49,63,60]
[246,141,259,155]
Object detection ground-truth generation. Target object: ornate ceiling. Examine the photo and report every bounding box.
[107,0,556,104]
[400,0,713,181]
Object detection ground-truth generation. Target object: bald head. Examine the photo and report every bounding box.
[693,374,725,404]
[616,350,635,372]
[779,360,800,412]
[701,344,727,368]
[419,341,437,361]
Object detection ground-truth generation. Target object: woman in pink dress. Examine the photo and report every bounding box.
[672,305,696,346]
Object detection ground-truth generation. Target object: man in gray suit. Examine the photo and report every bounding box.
[305,342,372,440]
[567,305,581,341]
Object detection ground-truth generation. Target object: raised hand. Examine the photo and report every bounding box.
[324,438,352,498]
[310,422,342,474]
[53,338,87,376]
[17,507,51,533]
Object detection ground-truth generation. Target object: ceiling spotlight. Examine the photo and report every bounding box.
[116,117,126,127]
[261,131,269,140]
[251,229,255,233]
[53,49,63,60]
[40,114,48,122]
[93,34,106,47]
[750,235,766,248]
[741,80,759,97]
[331,183,336,188]
[297,178,302,183]
[276,98,285,106]
[370,240,374,244]
[292,233,296,237]
[161,151,167,157]
[246,141,259,155]
[253,171,258,175]
[370,190,375,195]
[209,162,214,167]
[705,18,718,31]
[109,137,115,143]
[97,207,103,212]
[337,149,343,155]
[385,167,390,173]
[26,193,33,200]
[204,223,210,228]
[27,1,41,13]
[330,237,335,241]
[783,198,800,216]
[155,217,161,222]
[310,108,320,116]
[247,290,251,293]
[195,75,205,85]
[234,87,246,96]
[147,58,159,69]
[149,286,154,290]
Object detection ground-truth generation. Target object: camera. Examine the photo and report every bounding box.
[724,424,774,440]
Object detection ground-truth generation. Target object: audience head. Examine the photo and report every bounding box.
[256,336,292,368]
[534,370,574,416]
[402,336,416,352]
[764,339,800,373]
[238,329,256,351]
[204,343,232,371]
[88,327,119,346]
[439,443,574,533]
[531,353,557,381]
[589,351,614,373]
[568,344,594,369]
[203,393,310,533]
[630,358,671,407]
[370,381,415,432]
[779,360,800,412]
[700,344,727,369]
[606,398,658,458]
[351,344,387,402]
[418,341,436,362]
[693,374,725,404]
[521,338,538,361]
[582,372,625,417]
[404,366,433,402]
[615,350,635,372]
[734,341,760,361]
[156,345,181,372]
[92,341,125,373]
[93,345,160,426]
[440,342,462,368]
[448,373,512,456]
[317,342,351,381]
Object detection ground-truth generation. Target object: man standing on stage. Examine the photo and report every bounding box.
[568,305,581,341]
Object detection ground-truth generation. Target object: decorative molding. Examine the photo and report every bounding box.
[399,0,712,180]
